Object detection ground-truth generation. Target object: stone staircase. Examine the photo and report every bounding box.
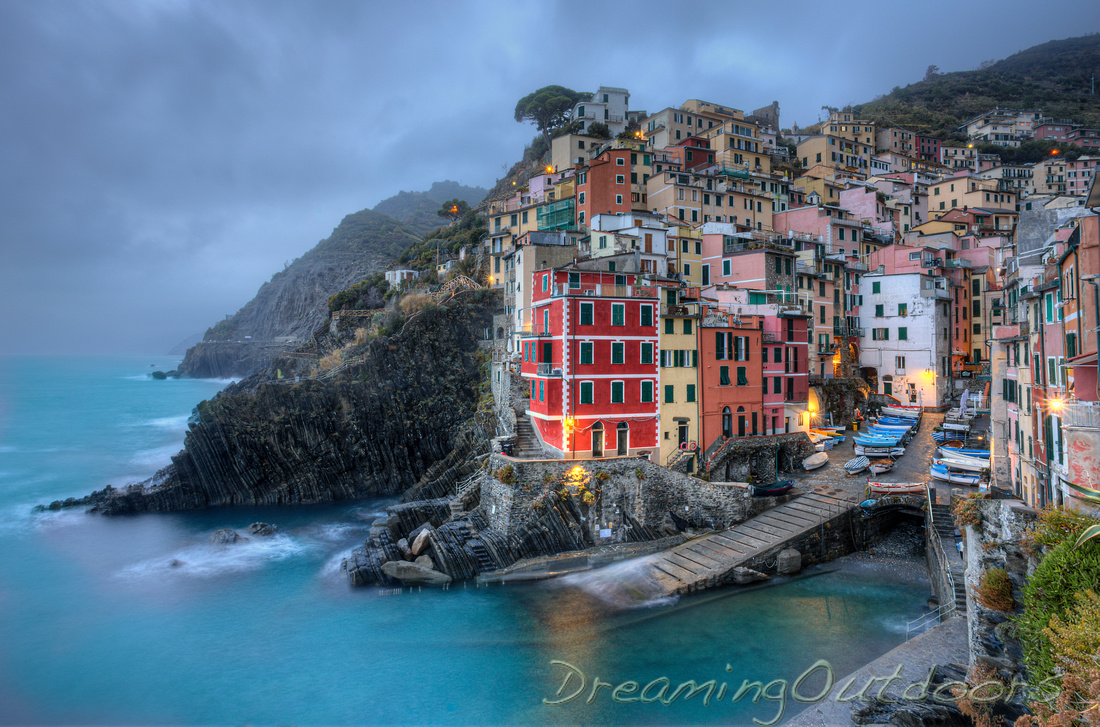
[929,502,967,614]
[512,414,544,459]
[642,487,857,597]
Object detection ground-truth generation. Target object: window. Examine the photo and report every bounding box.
[737,366,748,385]
[610,381,624,403]
[872,281,881,293]
[641,342,653,365]
[640,305,653,327]
[722,259,731,277]
[875,304,884,317]
[898,303,907,316]
[579,381,593,405]
[664,385,674,403]
[896,356,905,370]
[542,274,548,292]
[615,157,625,166]
[872,328,889,340]
[579,342,593,365]
[702,265,710,285]
[580,302,593,325]
[684,263,691,277]
[898,327,908,340]
[569,272,580,289]
[611,342,624,364]
[641,381,653,403]
[720,366,730,385]
[685,384,696,403]
[683,319,693,335]
[664,318,674,334]
[538,380,544,402]
[615,195,623,205]
[615,175,624,184]
[611,304,625,326]
[774,377,782,394]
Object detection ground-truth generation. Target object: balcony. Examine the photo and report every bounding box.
[944,258,972,268]
[536,363,562,377]
[1063,401,1100,429]
[519,327,553,338]
[551,284,658,299]
[762,332,779,343]
[921,286,951,299]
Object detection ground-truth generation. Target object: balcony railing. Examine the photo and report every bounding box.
[536,363,562,377]
[1063,401,1100,429]
[519,327,553,338]
[762,332,779,343]
[551,284,658,299]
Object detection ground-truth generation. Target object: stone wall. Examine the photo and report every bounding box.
[703,432,815,481]
[810,378,871,426]
[482,455,754,542]
[490,363,526,437]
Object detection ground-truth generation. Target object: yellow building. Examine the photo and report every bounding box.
[927,175,1018,215]
[825,112,875,145]
[657,288,703,470]
[797,135,873,175]
[666,224,703,284]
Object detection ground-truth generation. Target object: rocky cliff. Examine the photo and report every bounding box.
[52,292,497,514]
[177,208,420,379]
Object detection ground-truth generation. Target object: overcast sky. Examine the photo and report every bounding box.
[1,0,1098,356]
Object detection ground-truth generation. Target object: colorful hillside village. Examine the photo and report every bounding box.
[417,87,1100,512]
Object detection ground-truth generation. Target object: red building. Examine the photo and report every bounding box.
[915,135,941,163]
[698,313,765,452]
[520,266,659,459]
[576,147,635,228]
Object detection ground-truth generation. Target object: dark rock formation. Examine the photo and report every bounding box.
[247,522,277,536]
[51,293,497,515]
[210,529,245,545]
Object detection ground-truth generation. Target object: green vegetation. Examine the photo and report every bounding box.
[203,317,238,342]
[437,199,470,222]
[327,273,390,312]
[514,85,589,148]
[977,140,1084,164]
[1017,507,1100,700]
[494,465,516,485]
[312,208,422,260]
[974,567,1014,611]
[850,35,1100,137]
[585,121,611,140]
[371,181,487,237]
[399,206,487,277]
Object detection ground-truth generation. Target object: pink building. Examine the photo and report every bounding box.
[1068,156,1100,196]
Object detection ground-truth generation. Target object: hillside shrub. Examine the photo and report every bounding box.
[1022,506,1099,557]
[399,293,435,315]
[975,567,1014,611]
[1017,537,1100,694]
[494,465,515,485]
[952,494,985,529]
[318,350,343,372]
[1046,590,1100,679]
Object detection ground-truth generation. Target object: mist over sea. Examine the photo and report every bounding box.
[0,356,931,725]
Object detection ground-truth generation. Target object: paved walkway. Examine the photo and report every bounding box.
[644,486,857,596]
[784,618,968,726]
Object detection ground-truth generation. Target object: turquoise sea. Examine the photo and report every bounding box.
[0,356,932,725]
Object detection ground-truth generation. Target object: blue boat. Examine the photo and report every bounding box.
[854,436,902,447]
[938,446,990,458]
[930,463,982,486]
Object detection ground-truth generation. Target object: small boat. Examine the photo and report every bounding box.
[941,439,965,449]
[811,426,845,435]
[854,436,902,447]
[803,452,829,471]
[867,481,926,496]
[869,459,894,475]
[855,445,906,457]
[938,446,989,459]
[859,498,878,509]
[844,456,870,475]
[930,464,983,486]
[751,480,794,497]
[934,456,988,473]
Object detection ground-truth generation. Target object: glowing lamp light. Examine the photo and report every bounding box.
[923,369,934,378]
[546,166,553,174]
[1049,398,1063,411]
[808,402,817,412]
[564,417,576,431]
[1051,149,1060,156]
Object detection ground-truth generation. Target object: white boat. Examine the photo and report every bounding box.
[931,464,983,486]
[803,452,829,470]
[855,445,906,457]
[869,459,894,475]
[934,456,988,473]
[867,481,926,496]
[884,406,922,418]
[844,456,870,475]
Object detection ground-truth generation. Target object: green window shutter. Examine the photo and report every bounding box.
[883,329,889,340]
[898,303,907,316]
[674,350,683,367]
[720,366,730,385]
[664,385,674,403]
[683,319,692,334]
[580,382,593,404]
[641,342,652,365]
[569,272,580,289]
[737,367,748,385]
[872,329,877,340]
[611,381,623,403]
[872,281,880,294]
[774,377,781,394]
[664,318,674,334]
[692,350,697,367]
[899,327,908,340]
[608,261,616,272]
[612,304,624,325]
[686,384,696,402]
[641,381,653,402]
[733,335,742,361]
[612,342,624,364]
[580,342,593,365]
[875,304,883,317]
[539,380,544,401]
[640,305,652,327]
[580,303,593,325]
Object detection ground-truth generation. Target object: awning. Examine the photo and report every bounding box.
[1068,352,1098,367]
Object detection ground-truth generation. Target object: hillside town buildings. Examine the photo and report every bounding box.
[477,88,1100,508]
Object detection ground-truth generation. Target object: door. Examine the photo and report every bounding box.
[592,422,604,457]
[884,382,892,396]
[541,341,552,365]
[677,424,688,448]
[616,423,628,456]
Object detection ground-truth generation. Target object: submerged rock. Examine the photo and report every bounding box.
[247,522,277,536]
[210,529,246,545]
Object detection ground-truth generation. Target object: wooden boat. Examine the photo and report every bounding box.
[855,445,905,457]
[844,456,870,475]
[803,452,829,471]
[867,481,926,496]
[941,439,965,449]
[869,459,894,475]
[811,426,845,435]
[934,456,988,473]
[751,480,794,497]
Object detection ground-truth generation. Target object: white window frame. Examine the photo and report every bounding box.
[610,380,625,403]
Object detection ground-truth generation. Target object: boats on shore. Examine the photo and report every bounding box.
[938,446,989,459]
[866,481,926,496]
[930,464,984,486]
[751,480,794,497]
[869,459,894,475]
[803,452,829,471]
[844,456,870,475]
[855,444,906,457]
[933,456,988,473]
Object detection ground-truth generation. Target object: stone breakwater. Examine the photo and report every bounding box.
[41,294,497,515]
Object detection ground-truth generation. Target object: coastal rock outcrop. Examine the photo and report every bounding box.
[50,293,497,515]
